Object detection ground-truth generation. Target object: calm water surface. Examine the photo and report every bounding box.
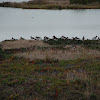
[0,7,100,41]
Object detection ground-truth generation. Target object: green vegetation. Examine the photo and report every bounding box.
[70,0,100,4]
[0,45,100,99]
[44,38,100,51]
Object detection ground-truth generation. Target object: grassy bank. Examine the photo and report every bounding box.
[0,0,100,9]
[22,4,100,9]
[0,38,100,99]
[0,48,100,100]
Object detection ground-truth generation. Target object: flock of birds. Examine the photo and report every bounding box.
[11,35,100,41]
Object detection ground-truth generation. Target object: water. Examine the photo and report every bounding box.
[0,7,100,41]
[0,0,29,2]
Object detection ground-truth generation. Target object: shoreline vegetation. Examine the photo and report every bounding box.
[0,0,100,9]
[1,35,100,58]
[1,35,100,49]
[0,36,100,99]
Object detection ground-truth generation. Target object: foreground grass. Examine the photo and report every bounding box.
[0,48,100,100]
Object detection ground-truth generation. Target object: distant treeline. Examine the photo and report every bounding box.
[70,0,100,4]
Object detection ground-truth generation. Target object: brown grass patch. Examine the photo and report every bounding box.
[0,40,51,50]
[1,40,100,60]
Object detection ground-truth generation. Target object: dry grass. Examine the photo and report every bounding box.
[1,40,100,60]
[0,40,51,50]
[15,46,100,60]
